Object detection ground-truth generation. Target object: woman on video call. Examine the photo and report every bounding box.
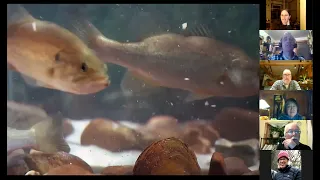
[279,9,294,30]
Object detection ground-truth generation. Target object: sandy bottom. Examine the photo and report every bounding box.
[66,119,259,173]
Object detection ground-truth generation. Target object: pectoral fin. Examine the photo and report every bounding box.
[21,74,40,88]
[181,24,215,39]
[184,93,213,102]
[21,74,55,89]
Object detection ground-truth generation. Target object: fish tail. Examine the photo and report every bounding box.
[31,118,70,153]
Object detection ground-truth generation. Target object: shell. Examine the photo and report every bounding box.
[133,137,201,175]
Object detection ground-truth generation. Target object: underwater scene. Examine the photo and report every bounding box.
[7,4,260,175]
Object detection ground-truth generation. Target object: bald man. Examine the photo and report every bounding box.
[276,122,311,150]
[270,69,301,90]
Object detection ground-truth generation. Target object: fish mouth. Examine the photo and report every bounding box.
[70,76,110,95]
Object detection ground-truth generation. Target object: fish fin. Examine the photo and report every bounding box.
[20,74,40,88]
[35,81,56,90]
[120,71,162,96]
[184,93,213,102]
[32,118,70,153]
[63,6,103,47]
[7,4,35,28]
[20,74,55,89]
[7,63,17,71]
[181,24,214,38]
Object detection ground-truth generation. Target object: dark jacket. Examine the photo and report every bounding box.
[276,142,311,150]
[279,24,294,30]
[273,165,301,180]
[278,113,304,120]
[271,169,277,180]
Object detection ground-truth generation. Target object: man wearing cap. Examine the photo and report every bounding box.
[273,151,301,180]
[276,122,311,150]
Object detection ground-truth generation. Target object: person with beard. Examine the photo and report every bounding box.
[273,151,301,180]
[276,122,311,150]
[270,69,301,90]
[270,32,304,60]
[278,99,304,120]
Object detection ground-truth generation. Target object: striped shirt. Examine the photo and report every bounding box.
[270,80,301,90]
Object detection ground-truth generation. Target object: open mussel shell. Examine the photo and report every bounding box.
[133,137,201,175]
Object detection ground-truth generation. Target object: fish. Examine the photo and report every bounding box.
[7,101,70,155]
[7,4,110,95]
[67,10,259,101]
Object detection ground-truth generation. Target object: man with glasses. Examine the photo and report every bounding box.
[270,69,301,90]
[276,122,311,150]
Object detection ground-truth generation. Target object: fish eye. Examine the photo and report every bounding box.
[81,63,88,72]
[55,52,60,61]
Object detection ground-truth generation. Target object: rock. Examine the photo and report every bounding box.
[179,120,219,154]
[243,170,259,175]
[100,165,133,175]
[138,115,181,140]
[62,119,74,137]
[7,149,29,175]
[183,120,220,144]
[81,118,147,151]
[214,138,259,167]
[24,151,93,174]
[45,164,93,175]
[211,108,259,141]
[224,157,251,175]
[179,127,212,154]
[208,152,227,175]
[25,170,40,175]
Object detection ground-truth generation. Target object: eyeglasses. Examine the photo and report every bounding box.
[286,130,301,135]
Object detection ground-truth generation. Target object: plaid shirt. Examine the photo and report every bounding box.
[270,80,301,90]
[269,51,305,60]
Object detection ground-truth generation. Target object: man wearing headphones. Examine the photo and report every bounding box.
[269,32,305,60]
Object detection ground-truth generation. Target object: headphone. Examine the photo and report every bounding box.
[279,37,297,48]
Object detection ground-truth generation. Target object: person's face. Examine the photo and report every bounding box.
[285,124,301,141]
[281,10,291,25]
[282,71,292,84]
[286,101,298,117]
[281,34,296,52]
[278,157,288,168]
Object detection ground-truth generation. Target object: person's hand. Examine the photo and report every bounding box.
[283,137,296,149]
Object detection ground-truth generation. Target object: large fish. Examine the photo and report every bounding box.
[7,4,110,95]
[68,11,259,101]
[7,101,70,155]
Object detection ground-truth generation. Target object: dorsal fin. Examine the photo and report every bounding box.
[7,4,35,28]
[181,23,214,38]
[62,5,103,47]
